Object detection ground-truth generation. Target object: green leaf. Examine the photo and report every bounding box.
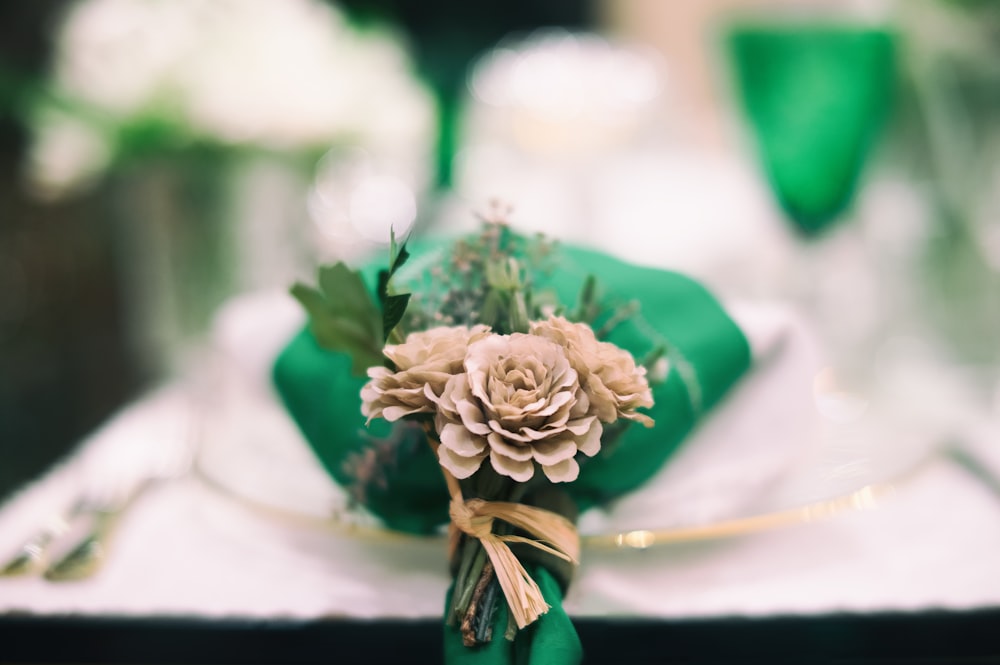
[378,230,412,341]
[382,293,411,342]
[575,274,599,323]
[318,263,381,336]
[389,227,399,267]
[509,290,530,334]
[376,269,391,305]
[391,240,411,275]
[290,264,385,376]
[290,283,327,317]
[387,228,411,276]
[480,289,505,332]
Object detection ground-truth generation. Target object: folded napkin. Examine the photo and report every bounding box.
[443,565,581,665]
[274,243,752,529]
[272,240,753,664]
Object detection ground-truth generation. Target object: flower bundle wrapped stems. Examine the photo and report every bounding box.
[285,223,756,665]
[354,226,656,651]
[428,431,579,646]
[447,468,514,646]
[361,316,654,644]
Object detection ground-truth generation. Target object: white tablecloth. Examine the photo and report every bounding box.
[2,296,999,620]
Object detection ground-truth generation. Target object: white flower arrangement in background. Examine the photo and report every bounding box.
[23,0,438,379]
[26,0,435,197]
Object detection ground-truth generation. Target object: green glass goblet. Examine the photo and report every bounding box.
[726,22,896,235]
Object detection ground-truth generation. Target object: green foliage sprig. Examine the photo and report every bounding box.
[378,230,413,343]
[291,230,412,375]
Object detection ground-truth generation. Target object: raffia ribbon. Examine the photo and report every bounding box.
[448,492,580,630]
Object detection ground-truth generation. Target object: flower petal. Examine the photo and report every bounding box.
[530,438,579,466]
[456,398,491,436]
[382,404,429,421]
[565,415,599,436]
[489,449,535,482]
[576,420,603,457]
[487,431,534,462]
[532,389,574,417]
[438,445,486,480]
[440,422,488,456]
[542,457,579,483]
[487,419,532,442]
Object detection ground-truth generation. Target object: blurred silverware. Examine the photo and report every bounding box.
[41,477,154,582]
[0,512,73,577]
[47,407,199,582]
[1,478,137,579]
[1,388,199,581]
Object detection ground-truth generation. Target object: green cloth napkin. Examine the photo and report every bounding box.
[443,566,580,665]
[272,239,752,664]
[727,24,896,234]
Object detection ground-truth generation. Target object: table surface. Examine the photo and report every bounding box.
[2,391,999,665]
[3,298,1000,664]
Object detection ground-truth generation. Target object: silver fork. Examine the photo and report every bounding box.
[1,387,200,581]
[0,484,136,580]
[42,460,187,582]
[0,506,82,577]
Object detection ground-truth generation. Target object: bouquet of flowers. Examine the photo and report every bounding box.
[276,210,752,663]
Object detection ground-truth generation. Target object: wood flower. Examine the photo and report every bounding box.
[361,324,490,422]
[432,333,602,483]
[530,316,654,426]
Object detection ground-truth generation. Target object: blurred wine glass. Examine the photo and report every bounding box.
[721,14,902,383]
[725,19,895,235]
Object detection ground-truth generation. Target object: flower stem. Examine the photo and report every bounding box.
[460,479,530,643]
[451,541,487,623]
[475,576,501,644]
[461,560,496,646]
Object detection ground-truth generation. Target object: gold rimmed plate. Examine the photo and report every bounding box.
[197,294,953,552]
[193,348,942,552]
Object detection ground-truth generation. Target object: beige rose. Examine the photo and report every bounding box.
[361,324,490,422]
[530,316,654,426]
[433,333,602,483]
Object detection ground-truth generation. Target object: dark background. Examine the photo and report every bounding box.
[0,1,140,502]
[0,1,595,502]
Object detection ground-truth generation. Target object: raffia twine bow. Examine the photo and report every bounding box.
[447,487,580,630]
